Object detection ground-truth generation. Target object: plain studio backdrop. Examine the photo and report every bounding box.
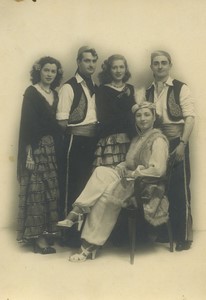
[0,0,206,231]
[1,1,206,300]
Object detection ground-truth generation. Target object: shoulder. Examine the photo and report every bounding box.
[97,84,110,95]
[23,85,40,104]
[173,78,186,86]
[125,83,135,94]
[151,137,169,159]
[172,78,193,99]
[172,79,187,92]
[153,136,168,146]
[59,82,74,95]
[66,76,77,85]
[151,131,169,150]
[24,85,37,96]
[150,129,168,144]
[126,83,134,89]
[61,77,78,89]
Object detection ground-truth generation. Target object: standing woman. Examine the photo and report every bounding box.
[93,54,136,168]
[17,56,63,254]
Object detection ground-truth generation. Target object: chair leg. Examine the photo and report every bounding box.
[128,211,136,264]
[166,219,174,252]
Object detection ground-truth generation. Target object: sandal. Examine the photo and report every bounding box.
[57,211,83,231]
[69,245,97,262]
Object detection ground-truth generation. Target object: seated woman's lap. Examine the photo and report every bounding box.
[74,166,120,208]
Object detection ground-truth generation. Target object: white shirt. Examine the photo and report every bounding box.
[56,73,97,126]
[151,77,195,124]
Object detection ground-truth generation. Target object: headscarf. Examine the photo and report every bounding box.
[131,101,156,115]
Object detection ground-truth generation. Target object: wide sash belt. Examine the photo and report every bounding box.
[66,123,98,137]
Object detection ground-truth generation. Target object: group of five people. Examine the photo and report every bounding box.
[17,46,195,260]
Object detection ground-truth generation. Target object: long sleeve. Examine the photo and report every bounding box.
[134,137,168,177]
[179,84,196,118]
[56,84,74,120]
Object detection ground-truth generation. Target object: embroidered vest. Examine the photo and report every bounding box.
[65,77,97,125]
[126,129,168,170]
[138,130,168,168]
[146,79,185,121]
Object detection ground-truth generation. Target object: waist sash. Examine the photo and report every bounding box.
[161,124,184,140]
[66,123,98,137]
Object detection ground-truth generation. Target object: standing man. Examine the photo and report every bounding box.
[56,46,99,245]
[146,50,195,251]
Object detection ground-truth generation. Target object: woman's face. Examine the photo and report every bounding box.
[40,63,57,86]
[135,108,155,132]
[110,59,126,82]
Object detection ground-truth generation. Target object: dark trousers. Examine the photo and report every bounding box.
[58,134,98,219]
[168,137,193,242]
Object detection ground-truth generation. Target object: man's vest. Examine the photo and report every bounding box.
[65,77,97,125]
[146,79,185,121]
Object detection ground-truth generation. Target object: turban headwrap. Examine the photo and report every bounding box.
[131,102,156,114]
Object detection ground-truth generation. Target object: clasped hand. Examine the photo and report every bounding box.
[115,163,145,180]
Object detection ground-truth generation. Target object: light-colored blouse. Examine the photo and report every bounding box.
[117,129,169,178]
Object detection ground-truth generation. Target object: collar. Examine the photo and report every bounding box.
[75,72,84,84]
[75,72,95,85]
[164,76,174,86]
[147,76,174,90]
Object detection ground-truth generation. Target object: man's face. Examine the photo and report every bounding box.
[150,55,172,80]
[77,52,97,77]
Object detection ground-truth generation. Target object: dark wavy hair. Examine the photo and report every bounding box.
[98,54,131,84]
[77,48,98,61]
[30,56,63,89]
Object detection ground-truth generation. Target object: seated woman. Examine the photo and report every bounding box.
[59,102,169,262]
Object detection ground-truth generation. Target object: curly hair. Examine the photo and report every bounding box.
[98,54,131,84]
[30,56,63,89]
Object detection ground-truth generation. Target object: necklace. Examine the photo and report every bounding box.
[38,83,51,94]
[111,82,125,89]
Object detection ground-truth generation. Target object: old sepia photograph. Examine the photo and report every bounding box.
[0,0,206,299]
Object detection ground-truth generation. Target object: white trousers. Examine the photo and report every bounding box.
[74,166,133,245]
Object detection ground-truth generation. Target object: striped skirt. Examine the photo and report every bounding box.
[17,135,59,242]
[93,133,130,168]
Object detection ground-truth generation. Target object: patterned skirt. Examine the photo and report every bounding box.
[17,135,59,242]
[93,133,130,168]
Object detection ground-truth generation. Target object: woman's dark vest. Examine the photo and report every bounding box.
[65,77,97,125]
[146,79,185,121]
